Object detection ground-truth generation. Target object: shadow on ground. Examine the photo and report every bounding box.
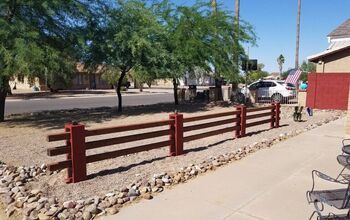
[86,122,290,179]
[4,102,236,130]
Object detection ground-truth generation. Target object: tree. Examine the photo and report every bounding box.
[0,0,93,122]
[103,0,166,112]
[154,1,256,104]
[248,63,269,83]
[277,54,285,77]
[130,69,157,91]
[300,60,315,82]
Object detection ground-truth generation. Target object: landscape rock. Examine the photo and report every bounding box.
[143,194,153,200]
[84,204,98,215]
[82,211,92,220]
[105,206,119,215]
[38,213,50,220]
[127,188,139,197]
[63,200,76,209]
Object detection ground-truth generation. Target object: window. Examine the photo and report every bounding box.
[261,82,276,88]
[249,82,260,90]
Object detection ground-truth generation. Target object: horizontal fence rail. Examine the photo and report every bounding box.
[47,103,280,183]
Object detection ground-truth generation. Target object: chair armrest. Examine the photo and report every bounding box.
[310,170,347,191]
[337,155,350,169]
[342,139,350,147]
[307,170,348,204]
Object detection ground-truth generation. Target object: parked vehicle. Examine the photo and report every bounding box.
[239,80,296,103]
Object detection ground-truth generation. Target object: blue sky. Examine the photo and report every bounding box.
[172,0,350,72]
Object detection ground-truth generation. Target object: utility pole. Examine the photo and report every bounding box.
[211,0,219,88]
[234,0,240,68]
[295,0,301,69]
[211,0,217,14]
[235,0,240,29]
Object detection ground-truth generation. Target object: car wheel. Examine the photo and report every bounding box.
[271,93,283,103]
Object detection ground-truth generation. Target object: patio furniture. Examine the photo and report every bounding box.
[342,139,350,155]
[307,170,350,219]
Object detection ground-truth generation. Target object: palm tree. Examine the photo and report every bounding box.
[295,0,301,68]
[277,54,285,77]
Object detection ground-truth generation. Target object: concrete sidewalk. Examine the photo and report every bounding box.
[104,118,347,220]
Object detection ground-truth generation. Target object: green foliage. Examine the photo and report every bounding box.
[300,60,316,82]
[0,1,95,87]
[248,63,269,83]
[153,0,256,83]
[0,0,258,115]
[131,69,156,88]
[277,54,285,75]
[103,0,166,75]
[101,67,120,86]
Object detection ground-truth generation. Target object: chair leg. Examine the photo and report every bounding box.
[314,200,324,219]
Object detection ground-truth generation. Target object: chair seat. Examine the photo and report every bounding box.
[318,214,350,219]
[308,188,350,209]
[343,145,350,155]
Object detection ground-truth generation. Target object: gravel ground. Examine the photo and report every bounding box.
[0,103,344,202]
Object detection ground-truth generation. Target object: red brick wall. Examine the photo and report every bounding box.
[306,73,350,110]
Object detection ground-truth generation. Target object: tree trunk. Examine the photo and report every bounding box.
[0,76,9,122]
[116,71,126,112]
[173,78,178,105]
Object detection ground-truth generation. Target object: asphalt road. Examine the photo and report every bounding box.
[5,93,174,115]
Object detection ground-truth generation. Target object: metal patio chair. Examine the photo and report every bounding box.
[307,170,350,219]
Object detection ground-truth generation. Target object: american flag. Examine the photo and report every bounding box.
[285,68,302,85]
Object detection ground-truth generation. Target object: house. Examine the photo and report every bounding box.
[9,63,112,92]
[308,18,350,73]
[71,63,111,90]
[306,18,350,110]
[264,72,282,80]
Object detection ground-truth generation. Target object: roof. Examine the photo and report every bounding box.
[308,40,350,62]
[328,18,350,38]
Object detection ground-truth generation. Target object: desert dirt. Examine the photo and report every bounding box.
[0,102,344,202]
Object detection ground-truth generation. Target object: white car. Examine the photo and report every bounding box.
[239,80,296,103]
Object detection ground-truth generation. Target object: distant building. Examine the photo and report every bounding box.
[264,72,281,80]
[9,63,111,91]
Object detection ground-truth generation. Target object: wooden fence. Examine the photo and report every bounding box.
[47,103,280,183]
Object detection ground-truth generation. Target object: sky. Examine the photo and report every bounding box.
[172,0,350,73]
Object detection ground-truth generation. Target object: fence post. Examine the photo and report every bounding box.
[65,123,86,183]
[275,102,281,128]
[239,105,247,137]
[270,103,276,128]
[64,124,72,184]
[169,113,184,156]
[235,106,241,138]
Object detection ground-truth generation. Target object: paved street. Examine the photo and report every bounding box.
[5,93,174,115]
[104,118,347,220]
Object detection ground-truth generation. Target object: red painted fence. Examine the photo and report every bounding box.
[47,103,280,183]
[307,73,350,110]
